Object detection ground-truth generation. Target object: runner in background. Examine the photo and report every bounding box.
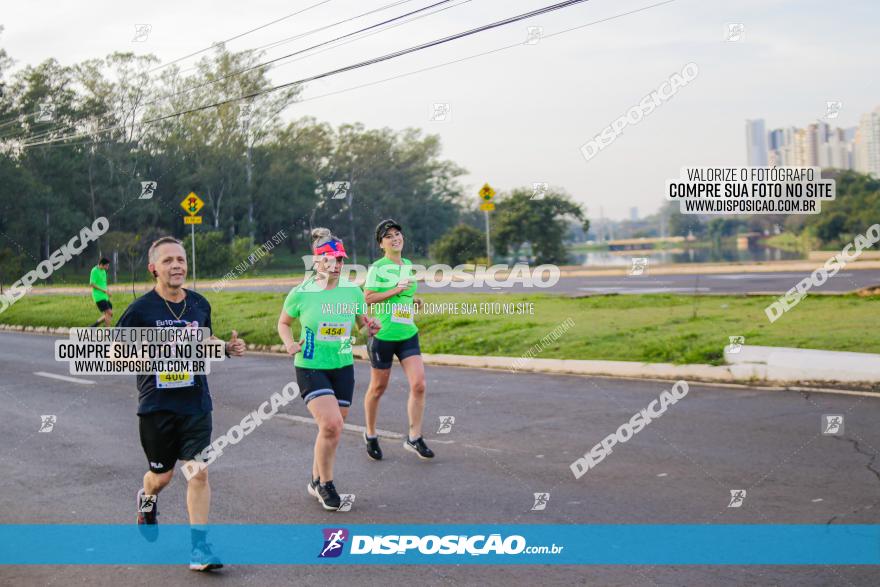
[277,228,380,510]
[89,258,112,327]
[362,219,434,461]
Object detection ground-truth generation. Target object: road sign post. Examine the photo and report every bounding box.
[180,192,204,291]
[478,183,496,264]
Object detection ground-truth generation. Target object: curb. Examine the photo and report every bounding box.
[4,323,877,395]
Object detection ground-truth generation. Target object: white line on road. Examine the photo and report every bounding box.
[464,443,502,452]
[274,415,503,453]
[274,413,404,439]
[34,371,95,385]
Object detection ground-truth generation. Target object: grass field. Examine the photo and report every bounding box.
[3,291,878,365]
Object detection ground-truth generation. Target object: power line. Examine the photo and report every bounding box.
[300,0,677,104]
[22,0,595,149]
[146,0,335,73]
[141,0,459,108]
[3,0,439,145]
[175,0,418,75]
[0,1,334,135]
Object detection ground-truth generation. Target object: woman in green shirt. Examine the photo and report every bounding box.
[277,228,380,511]
[362,219,435,462]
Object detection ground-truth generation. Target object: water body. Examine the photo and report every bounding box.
[569,245,805,267]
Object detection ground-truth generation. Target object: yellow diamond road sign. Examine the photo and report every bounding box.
[479,183,495,201]
[181,192,204,216]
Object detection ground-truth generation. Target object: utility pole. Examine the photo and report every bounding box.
[347,168,357,265]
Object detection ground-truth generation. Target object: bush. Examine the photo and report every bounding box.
[182,231,233,277]
[430,224,485,265]
[230,236,274,275]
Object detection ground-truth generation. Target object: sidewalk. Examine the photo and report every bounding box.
[6,323,877,393]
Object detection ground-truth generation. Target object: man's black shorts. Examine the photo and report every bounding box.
[295,365,355,407]
[96,300,112,312]
[367,333,421,369]
[139,411,212,473]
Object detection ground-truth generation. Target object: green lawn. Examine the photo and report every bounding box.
[2,292,878,365]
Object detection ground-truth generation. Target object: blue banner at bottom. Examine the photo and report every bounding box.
[1,525,879,565]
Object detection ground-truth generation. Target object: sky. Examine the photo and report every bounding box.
[1,0,878,220]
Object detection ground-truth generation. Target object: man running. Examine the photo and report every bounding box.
[116,236,245,572]
[277,228,380,510]
[89,258,112,327]
[362,219,434,461]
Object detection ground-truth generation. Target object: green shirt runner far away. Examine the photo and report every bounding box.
[364,257,418,342]
[90,265,108,302]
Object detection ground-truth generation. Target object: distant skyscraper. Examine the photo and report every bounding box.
[746,119,768,166]
[854,107,880,177]
[805,123,820,166]
[630,207,638,222]
[768,128,785,151]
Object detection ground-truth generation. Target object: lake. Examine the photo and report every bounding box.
[568,245,805,266]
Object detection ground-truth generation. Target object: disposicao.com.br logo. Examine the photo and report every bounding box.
[319,529,563,558]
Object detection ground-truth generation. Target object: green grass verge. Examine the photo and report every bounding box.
[2,292,878,365]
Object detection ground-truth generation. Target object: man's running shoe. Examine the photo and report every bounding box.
[136,489,159,541]
[316,481,342,511]
[404,437,435,460]
[307,477,321,500]
[189,542,223,572]
[364,432,383,461]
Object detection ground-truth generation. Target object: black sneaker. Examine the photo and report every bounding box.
[404,437,435,460]
[307,477,320,500]
[136,489,158,541]
[364,432,383,461]
[189,542,223,572]
[316,481,342,511]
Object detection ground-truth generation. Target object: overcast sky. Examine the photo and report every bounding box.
[2,0,878,220]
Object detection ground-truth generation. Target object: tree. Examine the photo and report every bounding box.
[492,188,587,265]
[430,224,484,265]
[803,170,880,245]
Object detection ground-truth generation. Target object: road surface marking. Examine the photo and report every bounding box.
[464,443,502,453]
[274,413,403,439]
[34,371,95,385]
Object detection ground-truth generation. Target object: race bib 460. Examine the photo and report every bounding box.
[390,305,414,325]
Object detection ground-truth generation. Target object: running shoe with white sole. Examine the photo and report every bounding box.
[316,481,342,510]
[404,437,435,460]
[189,542,223,572]
[364,432,383,461]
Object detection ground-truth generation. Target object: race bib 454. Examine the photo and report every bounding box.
[317,322,351,341]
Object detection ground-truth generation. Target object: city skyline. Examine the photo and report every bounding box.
[745,104,880,176]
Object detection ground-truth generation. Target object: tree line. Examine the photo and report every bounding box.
[0,37,586,282]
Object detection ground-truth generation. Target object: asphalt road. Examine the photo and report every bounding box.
[25,268,880,298]
[2,330,880,585]
[203,269,880,295]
